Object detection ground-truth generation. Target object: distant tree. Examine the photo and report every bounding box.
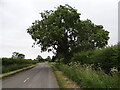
[36,55,43,60]
[12,52,19,58]
[46,56,51,62]
[27,4,109,63]
[18,54,25,59]
[36,55,43,62]
[12,52,25,59]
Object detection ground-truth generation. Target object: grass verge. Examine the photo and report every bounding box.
[48,62,80,89]
[57,63,119,88]
[2,64,34,73]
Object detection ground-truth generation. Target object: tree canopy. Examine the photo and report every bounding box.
[36,55,43,60]
[12,52,25,59]
[27,4,109,62]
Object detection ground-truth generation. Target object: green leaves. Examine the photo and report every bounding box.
[71,44,119,73]
[27,4,109,61]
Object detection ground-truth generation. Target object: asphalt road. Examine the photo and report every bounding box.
[2,63,59,88]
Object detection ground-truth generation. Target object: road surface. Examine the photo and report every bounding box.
[2,63,59,88]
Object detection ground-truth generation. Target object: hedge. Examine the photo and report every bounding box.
[2,58,37,66]
[71,44,120,73]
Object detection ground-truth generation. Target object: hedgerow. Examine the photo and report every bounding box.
[2,58,37,66]
[71,44,120,73]
[2,58,37,73]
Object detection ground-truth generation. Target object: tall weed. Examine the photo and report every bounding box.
[56,63,119,88]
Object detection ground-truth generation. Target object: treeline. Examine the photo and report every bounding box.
[2,58,37,66]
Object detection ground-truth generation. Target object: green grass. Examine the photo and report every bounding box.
[54,63,119,88]
[2,64,33,73]
[48,62,80,89]
[1,64,36,79]
[48,62,65,88]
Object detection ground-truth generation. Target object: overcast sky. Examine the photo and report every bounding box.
[0,0,119,59]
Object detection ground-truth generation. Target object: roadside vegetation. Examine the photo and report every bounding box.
[2,3,119,88]
[2,58,37,73]
[49,63,80,89]
[53,63,119,88]
[71,44,120,73]
[27,4,119,88]
[48,44,120,88]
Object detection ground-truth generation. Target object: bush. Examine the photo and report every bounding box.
[55,58,64,64]
[2,58,37,66]
[71,50,94,64]
[71,44,119,73]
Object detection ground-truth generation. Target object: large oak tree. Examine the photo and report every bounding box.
[27,4,109,63]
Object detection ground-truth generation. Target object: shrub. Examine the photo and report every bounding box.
[2,58,37,66]
[71,50,94,64]
[55,58,64,64]
[71,44,119,73]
